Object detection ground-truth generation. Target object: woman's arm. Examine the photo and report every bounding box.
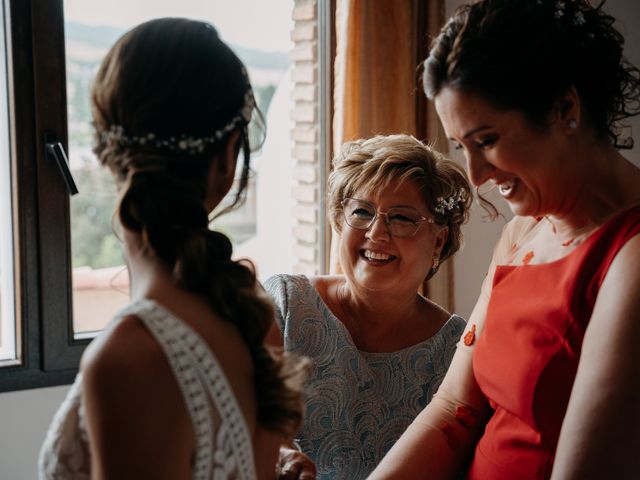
[369,217,530,479]
[367,296,492,479]
[551,234,640,479]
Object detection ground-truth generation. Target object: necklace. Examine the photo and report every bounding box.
[543,216,598,247]
[516,216,596,266]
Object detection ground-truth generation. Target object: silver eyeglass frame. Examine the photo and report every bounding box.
[340,197,436,238]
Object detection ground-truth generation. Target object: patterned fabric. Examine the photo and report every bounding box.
[38,299,256,480]
[265,274,465,480]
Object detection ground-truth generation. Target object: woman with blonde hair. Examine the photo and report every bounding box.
[266,133,472,479]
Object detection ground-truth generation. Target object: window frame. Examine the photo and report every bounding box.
[0,0,86,393]
[0,0,336,393]
[317,0,335,274]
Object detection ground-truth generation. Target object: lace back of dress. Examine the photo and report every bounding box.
[127,300,257,480]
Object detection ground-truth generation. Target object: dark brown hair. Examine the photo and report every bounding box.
[424,0,640,149]
[91,17,304,437]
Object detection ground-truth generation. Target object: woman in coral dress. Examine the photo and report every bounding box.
[371,0,640,478]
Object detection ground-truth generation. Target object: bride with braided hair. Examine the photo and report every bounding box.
[39,17,306,480]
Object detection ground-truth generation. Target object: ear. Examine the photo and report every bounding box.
[433,225,449,259]
[552,86,581,133]
[218,128,242,178]
[205,129,242,212]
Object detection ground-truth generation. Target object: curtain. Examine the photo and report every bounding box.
[330,0,454,311]
[333,0,417,150]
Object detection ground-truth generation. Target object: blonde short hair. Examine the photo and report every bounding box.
[327,134,472,272]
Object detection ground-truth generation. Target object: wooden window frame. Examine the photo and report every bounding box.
[1,0,86,393]
[1,0,335,392]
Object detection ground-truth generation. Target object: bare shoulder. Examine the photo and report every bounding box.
[584,231,640,378]
[81,313,188,422]
[308,274,343,306]
[309,274,343,294]
[81,314,165,381]
[597,232,640,309]
[612,230,640,264]
[81,314,193,476]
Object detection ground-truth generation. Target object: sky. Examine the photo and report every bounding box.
[64,0,294,52]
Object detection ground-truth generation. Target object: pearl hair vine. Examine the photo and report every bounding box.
[434,189,467,215]
[97,68,256,155]
[548,0,589,26]
[536,0,589,27]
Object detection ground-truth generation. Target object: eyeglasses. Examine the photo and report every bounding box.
[341,197,435,238]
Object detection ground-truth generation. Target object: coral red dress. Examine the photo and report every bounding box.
[469,206,640,479]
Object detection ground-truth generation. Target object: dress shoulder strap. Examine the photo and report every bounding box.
[585,205,640,290]
[120,299,256,480]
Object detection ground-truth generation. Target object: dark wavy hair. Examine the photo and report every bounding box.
[424,0,640,149]
[91,17,305,438]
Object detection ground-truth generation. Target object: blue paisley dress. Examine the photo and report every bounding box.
[265,274,465,480]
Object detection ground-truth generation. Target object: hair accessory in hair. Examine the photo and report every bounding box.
[554,1,565,19]
[98,68,256,155]
[435,189,466,215]
[549,0,588,27]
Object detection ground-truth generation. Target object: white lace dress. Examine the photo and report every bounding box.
[38,299,256,480]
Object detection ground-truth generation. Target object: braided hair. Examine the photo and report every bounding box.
[91,17,305,438]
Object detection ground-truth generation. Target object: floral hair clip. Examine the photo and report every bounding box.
[548,0,589,28]
[98,68,256,155]
[573,11,586,25]
[434,189,466,215]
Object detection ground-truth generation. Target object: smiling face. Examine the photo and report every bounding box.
[338,179,448,295]
[435,87,578,218]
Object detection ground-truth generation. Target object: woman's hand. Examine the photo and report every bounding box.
[276,446,317,480]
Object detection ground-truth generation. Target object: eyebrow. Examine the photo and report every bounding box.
[448,125,494,142]
[463,125,494,139]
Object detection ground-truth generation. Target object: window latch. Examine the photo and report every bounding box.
[44,136,79,196]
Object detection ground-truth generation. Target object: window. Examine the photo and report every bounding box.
[0,0,329,392]
[0,3,17,366]
[64,0,301,337]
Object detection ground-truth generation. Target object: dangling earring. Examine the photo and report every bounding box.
[567,119,578,130]
[431,255,440,272]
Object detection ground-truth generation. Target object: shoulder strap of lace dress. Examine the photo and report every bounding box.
[121,299,257,480]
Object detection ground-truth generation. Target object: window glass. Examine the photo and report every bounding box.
[64,0,295,337]
[0,7,18,363]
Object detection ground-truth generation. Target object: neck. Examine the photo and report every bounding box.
[335,279,423,335]
[123,231,172,302]
[547,142,640,237]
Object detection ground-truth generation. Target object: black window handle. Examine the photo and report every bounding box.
[45,140,79,196]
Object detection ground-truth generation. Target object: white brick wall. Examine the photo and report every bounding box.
[291,0,322,275]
